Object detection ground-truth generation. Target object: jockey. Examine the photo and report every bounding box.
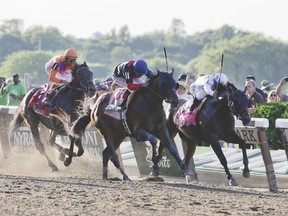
[113,59,153,111]
[189,73,229,113]
[42,48,78,106]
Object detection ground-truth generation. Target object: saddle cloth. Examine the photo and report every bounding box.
[175,100,199,127]
[104,88,127,120]
[28,84,60,116]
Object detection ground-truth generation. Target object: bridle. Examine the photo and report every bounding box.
[69,66,93,92]
[146,74,177,103]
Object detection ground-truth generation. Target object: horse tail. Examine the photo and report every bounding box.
[9,109,24,135]
[72,114,91,137]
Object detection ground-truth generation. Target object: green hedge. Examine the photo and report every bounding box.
[252,102,288,150]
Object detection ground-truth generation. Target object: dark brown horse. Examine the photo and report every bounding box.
[160,82,251,186]
[70,70,193,180]
[9,62,95,171]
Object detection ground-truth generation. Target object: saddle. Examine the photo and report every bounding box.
[28,84,64,116]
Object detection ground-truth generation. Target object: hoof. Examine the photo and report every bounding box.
[123,175,131,181]
[59,153,65,161]
[150,169,160,177]
[64,158,71,167]
[103,167,108,180]
[243,169,250,178]
[63,148,69,155]
[184,168,194,176]
[185,174,198,184]
[145,176,164,182]
[51,165,59,172]
[229,178,238,186]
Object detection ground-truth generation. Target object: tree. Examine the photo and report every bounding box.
[0,50,54,85]
[0,19,23,36]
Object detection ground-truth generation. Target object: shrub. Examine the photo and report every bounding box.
[252,102,288,150]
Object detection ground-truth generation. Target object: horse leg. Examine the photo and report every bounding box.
[159,130,194,176]
[135,129,160,176]
[29,123,59,172]
[102,147,110,180]
[208,136,238,186]
[224,132,250,178]
[47,131,65,161]
[103,135,130,181]
[74,137,84,157]
[63,136,77,167]
[179,133,198,182]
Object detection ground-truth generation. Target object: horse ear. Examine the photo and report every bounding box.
[156,68,160,75]
[170,68,174,75]
[227,82,237,93]
[83,61,88,66]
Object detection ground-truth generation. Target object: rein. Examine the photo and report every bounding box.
[226,92,241,119]
[146,86,165,100]
[69,66,93,92]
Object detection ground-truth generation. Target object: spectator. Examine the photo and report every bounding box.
[245,75,267,101]
[0,74,26,106]
[185,74,197,95]
[0,77,7,105]
[261,79,274,98]
[96,84,109,97]
[176,81,193,100]
[178,73,187,82]
[267,90,279,103]
[104,77,114,92]
[93,78,102,87]
[275,77,288,102]
[245,79,264,115]
[245,79,264,149]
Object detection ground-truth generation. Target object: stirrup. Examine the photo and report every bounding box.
[116,105,126,112]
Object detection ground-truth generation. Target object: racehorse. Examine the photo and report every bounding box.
[160,82,251,186]
[9,62,95,171]
[69,69,193,180]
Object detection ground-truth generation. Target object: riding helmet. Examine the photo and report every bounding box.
[214,73,228,85]
[133,60,148,76]
[64,48,78,59]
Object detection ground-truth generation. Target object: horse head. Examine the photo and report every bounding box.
[148,69,178,107]
[71,61,96,97]
[227,83,251,126]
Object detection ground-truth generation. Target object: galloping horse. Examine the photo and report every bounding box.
[160,82,251,186]
[70,69,193,180]
[9,62,95,171]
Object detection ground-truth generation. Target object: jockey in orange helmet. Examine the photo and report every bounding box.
[42,48,78,106]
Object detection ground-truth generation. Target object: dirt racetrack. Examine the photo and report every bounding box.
[0,151,288,216]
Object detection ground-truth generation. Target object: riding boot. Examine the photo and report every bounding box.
[42,88,56,107]
[116,90,130,112]
[189,98,201,113]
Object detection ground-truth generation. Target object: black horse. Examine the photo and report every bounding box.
[9,62,95,171]
[160,82,251,186]
[70,70,193,180]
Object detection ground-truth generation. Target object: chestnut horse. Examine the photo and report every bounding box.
[70,70,193,180]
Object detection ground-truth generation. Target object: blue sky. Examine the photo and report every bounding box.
[1,0,287,41]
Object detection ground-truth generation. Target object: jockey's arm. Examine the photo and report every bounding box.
[203,82,214,96]
[127,83,142,90]
[49,70,61,85]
